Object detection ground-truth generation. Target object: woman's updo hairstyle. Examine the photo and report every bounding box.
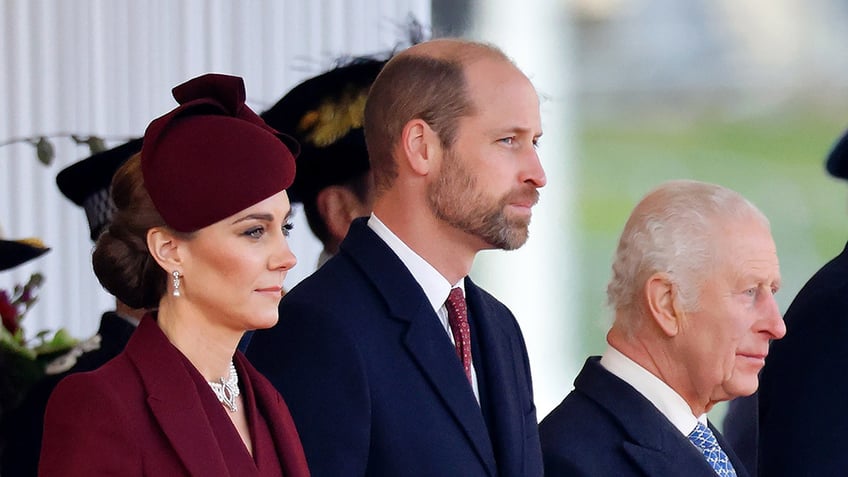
[91,153,172,309]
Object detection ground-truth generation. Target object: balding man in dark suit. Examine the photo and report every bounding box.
[248,38,546,477]
[540,180,785,477]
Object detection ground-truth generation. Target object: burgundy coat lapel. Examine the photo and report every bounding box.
[126,317,231,476]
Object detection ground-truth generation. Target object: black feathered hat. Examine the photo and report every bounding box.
[0,238,49,272]
[260,57,389,203]
[56,138,143,241]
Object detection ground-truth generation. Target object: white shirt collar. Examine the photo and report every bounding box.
[367,214,464,313]
[600,345,705,436]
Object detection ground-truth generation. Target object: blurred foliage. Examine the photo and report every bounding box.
[0,134,107,166]
[0,273,78,418]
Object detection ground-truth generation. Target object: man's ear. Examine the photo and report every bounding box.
[316,185,366,244]
[400,119,440,176]
[147,227,183,273]
[645,272,681,337]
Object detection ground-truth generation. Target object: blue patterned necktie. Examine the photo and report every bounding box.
[688,421,738,477]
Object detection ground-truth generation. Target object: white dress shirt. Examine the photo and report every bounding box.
[600,345,707,436]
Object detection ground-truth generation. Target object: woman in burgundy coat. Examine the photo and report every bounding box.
[39,73,310,477]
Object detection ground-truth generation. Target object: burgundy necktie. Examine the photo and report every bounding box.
[445,287,472,383]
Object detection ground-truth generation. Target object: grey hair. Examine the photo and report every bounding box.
[606,180,769,329]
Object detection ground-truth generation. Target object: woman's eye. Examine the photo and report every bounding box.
[245,227,264,239]
[499,137,515,145]
[282,222,294,237]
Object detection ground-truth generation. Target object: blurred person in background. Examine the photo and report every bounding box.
[38,73,309,477]
[259,55,388,270]
[237,53,391,356]
[758,127,848,476]
[248,38,546,476]
[540,179,785,477]
[1,139,145,476]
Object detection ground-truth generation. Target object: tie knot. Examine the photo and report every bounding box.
[688,422,738,477]
[446,287,466,310]
[688,422,718,450]
[445,288,468,330]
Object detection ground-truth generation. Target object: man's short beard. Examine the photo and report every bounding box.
[427,151,537,250]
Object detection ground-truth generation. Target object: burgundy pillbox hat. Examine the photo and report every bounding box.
[141,73,297,232]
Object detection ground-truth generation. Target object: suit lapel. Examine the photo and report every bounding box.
[341,219,498,476]
[237,353,310,477]
[464,279,530,477]
[623,423,749,477]
[576,357,730,477]
[622,441,692,475]
[713,421,751,477]
[127,317,230,477]
[402,309,498,475]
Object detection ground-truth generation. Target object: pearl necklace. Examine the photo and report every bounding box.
[208,361,240,412]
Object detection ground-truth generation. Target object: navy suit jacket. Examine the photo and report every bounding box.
[247,218,542,477]
[758,241,848,476]
[539,357,749,477]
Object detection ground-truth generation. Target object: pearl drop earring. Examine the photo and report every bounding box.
[172,270,182,297]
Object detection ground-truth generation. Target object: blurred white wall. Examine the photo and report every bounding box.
[0,0,430,340]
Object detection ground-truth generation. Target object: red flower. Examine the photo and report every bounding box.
[0,290,19,334]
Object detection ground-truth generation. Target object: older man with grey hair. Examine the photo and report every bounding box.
[539,179,786,477]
